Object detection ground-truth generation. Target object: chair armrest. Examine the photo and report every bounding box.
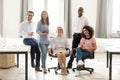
[65,48,70,57]
[90,52,94,59]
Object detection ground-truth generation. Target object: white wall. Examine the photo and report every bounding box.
[3,0,21,38]
[71,0,97,29]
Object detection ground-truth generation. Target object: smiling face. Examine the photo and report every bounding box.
[41,11,48,20]
[56,27,63,36]
[81,26,94,39]
[83,28,89,36]
[27,11,34,21]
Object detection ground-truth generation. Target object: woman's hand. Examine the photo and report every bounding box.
[70,50,73,55]
[39,32,48,35]
[84,48,94,52]
[44,32,49,35]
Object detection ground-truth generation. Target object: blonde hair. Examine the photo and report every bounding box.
[57,26,63,33]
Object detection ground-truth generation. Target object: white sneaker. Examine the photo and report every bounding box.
[75,70,80,77]
[77,60,84,66]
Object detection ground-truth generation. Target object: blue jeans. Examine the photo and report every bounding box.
[23,38,41,67]
[39,43,49,68]
[76,47,92,71]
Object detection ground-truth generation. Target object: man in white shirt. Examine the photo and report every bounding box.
[67,7,89,68]
[19,11,41,71]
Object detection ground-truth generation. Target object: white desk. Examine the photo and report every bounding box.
[106,47,120,80]
[97,38,120,80]
[0,38,30,80]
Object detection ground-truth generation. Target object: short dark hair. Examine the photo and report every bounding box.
[27,11,34,15]
[78,7,84,12]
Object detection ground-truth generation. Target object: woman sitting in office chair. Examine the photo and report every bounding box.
[48,26,71,75]
[75,25,97,77]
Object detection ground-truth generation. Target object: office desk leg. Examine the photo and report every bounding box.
[17,54,19,68]
[25,53,28,80]
[107,51,110,68]
[109,53,112,80]
[107,51,108,68]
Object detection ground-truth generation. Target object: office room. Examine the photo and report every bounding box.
[0,0,120,80]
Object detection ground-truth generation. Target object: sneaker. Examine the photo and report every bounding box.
[31,60,35,68]
[43,68,47,73]
[35,67,42,72]
[77,60,84,66]
[75,70,80,77]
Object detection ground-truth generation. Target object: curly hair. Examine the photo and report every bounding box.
[81,25,94,39]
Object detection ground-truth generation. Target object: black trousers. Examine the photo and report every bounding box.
[67,33,82,67]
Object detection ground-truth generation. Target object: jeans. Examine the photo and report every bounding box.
[67,33,81,67]
[23,38,41,67]
[39,43,49,68]
[76,47,92,71]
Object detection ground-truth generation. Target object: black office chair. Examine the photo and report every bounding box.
[72,48,95,74]
[48,48,70,74]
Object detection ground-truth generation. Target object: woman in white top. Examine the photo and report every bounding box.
[48,26,70,75]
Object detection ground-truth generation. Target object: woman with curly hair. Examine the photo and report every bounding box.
[75,25,97,77]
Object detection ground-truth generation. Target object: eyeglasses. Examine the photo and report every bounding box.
[28,15,33,16]
[57,29,63,31]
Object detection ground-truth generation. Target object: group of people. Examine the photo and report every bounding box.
[19,10,49,73]
[19,7,97,76]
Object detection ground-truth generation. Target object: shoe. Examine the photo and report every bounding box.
[67,64,72,69]
[31,60,35,68]
[35,67,42,72]
[67,66,72,69]
[75,70,80,77]
[77,60,84,66]
[42,68,47,73]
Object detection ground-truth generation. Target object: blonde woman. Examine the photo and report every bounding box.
[48,26,71,75]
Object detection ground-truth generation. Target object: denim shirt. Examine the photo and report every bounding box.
[36,21,50,44]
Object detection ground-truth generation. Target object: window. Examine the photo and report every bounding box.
[33,0,44,23]
[112,0,120,33]
[47,0,64,36]
[33,0,64,36]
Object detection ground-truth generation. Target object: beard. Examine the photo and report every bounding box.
[78,14,83,17]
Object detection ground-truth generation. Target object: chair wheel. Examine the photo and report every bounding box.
[55,71,58,74]
[90,69,94,74]
[48,69,50,72]
[91,69,94,72]
[67,70,69,73]
[72,69,75,72]
[90,71,92,74]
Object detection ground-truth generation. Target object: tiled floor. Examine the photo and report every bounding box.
[0,52,120,80]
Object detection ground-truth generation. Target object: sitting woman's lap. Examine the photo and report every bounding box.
[53,48,66,55]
